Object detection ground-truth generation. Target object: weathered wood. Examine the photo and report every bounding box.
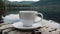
[0,23,60,34]
[0,23,41,34]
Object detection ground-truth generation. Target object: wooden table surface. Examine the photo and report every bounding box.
[0,23,41,34]
[0,23,60,34]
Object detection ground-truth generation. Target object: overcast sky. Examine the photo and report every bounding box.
[8,0,40,2]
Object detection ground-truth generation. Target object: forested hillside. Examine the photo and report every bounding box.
[32,0,60,22]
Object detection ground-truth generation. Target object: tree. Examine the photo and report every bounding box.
[0,0,6,23]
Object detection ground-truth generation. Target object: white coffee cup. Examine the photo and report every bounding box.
[19,11,43,27]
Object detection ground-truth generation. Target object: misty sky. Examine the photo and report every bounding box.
[8,0,40,2]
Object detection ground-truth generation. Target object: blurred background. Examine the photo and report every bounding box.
[0,0,60,23]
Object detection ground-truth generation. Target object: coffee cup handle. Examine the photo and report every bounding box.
[35,12,43,23]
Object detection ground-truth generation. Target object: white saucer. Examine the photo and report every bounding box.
[12,17,43,30]
[12,22,42,30]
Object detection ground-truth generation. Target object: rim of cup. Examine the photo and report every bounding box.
[19,11,37,13]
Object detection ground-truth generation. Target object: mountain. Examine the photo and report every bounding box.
[32,0,60,6]
[19,1,34,4]
[6,1,34,5]
[31,0,60,22]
